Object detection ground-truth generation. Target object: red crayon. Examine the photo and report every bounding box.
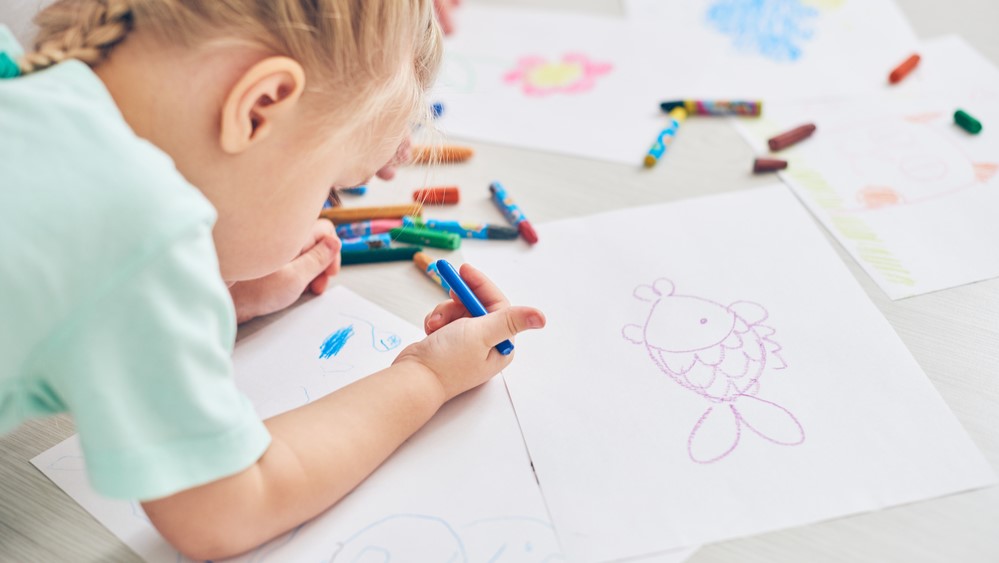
[768,123,816,152]
[889,54,920,84]
[753,158,788,173]
[413,186,460,205]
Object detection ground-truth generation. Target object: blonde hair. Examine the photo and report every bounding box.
[19,0,443,136]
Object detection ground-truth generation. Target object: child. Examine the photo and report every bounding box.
[0,0,545,559]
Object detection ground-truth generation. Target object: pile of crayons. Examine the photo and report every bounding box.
[319,181,538,292]
[647,54,983,177]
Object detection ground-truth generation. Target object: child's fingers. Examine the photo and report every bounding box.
[424,300,470,334]
[475,306,546,351]
[434,0,455,34]
[302,219,336,255]
[456,263,511,313]
[290,236,338,294]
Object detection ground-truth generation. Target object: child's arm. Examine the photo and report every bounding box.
[141,265,545,561]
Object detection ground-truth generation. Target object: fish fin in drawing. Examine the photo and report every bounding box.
[764,338,787,369]
[735,395,805,446]
[688,404,741,464]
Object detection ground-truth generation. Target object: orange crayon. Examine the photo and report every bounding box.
[413,186,460,205]
[411,145,475,164]
[889,54,920,84]
[320,204,422,223]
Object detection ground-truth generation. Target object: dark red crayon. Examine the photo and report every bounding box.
[768,123,816,152]
[753,158,788,173]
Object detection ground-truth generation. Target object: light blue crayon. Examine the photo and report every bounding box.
[340,233,392,252]
[644,107,688,168]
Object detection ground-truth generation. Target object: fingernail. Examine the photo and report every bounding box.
[527,313,543,329]
[429,312,442,325]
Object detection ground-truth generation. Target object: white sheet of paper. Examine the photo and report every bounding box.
[461,185,996,562]
[622,0,918,101]
[33,287,612,563]
[733,36,999,299]
[432,5,678,165]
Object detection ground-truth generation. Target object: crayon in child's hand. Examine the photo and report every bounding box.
[434,259,514,355]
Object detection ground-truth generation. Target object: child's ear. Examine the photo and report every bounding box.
[219,56,306,154]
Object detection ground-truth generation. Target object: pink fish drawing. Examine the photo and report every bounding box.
[622,279,805,463]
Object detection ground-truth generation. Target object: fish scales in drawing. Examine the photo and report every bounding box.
[623,279,804,463]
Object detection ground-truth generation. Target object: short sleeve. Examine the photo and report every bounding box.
[33,223,271,500]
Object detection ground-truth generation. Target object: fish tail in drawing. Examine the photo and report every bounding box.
[687,394,805,464]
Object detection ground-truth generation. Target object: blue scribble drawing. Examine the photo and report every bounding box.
[250,524,305,563]
[320,325,356,359]
[462,517,564,562]
[706,0,818,62]
[328,514,466,562]
[322,514,564,562]
[342,314,403,352]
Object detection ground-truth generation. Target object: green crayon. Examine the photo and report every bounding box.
[390,227,461,250]
[341,246,422,265]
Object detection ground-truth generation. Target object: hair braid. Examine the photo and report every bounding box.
[18,0,134,75]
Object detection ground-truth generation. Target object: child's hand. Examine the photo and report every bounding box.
[393,264,545,402]
[229,220,341,323]
[434,0,461,35]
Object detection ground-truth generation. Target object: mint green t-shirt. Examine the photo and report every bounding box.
[0,29,271,500]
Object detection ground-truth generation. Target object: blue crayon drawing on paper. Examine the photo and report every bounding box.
[319,325,355,359]
[706,0,818,62]
[343,314,403,352]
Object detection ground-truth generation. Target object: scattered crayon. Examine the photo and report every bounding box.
[339,185,368,196]
[488,181,538,245]
[335,219,403,239]
[404,216,520,240]
[644,107,688,168]
[413,186,460,205]
[431,102,445,118]
[767,123,817,152]
[411,145,475,164]
[340,233,392,252]
[341,246,421,265]
[320,204,422,223]
[660,99,762,117]
[888,54,920,84]
[414,251,451,294]
[435,259,514,355]
[954,109,982,135]
[390,226,461,250]
[753,157,788,173]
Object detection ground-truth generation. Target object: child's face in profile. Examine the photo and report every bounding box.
[207,102,410,283]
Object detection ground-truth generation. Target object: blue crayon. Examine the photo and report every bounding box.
[403,216,519,240]
[644,107,688,168]
[435,259,514,355]
[340,233,392,252]
[488,182,538,244]
[335,219,403,239]
[340,185,368,196]
[431,102,445,119]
